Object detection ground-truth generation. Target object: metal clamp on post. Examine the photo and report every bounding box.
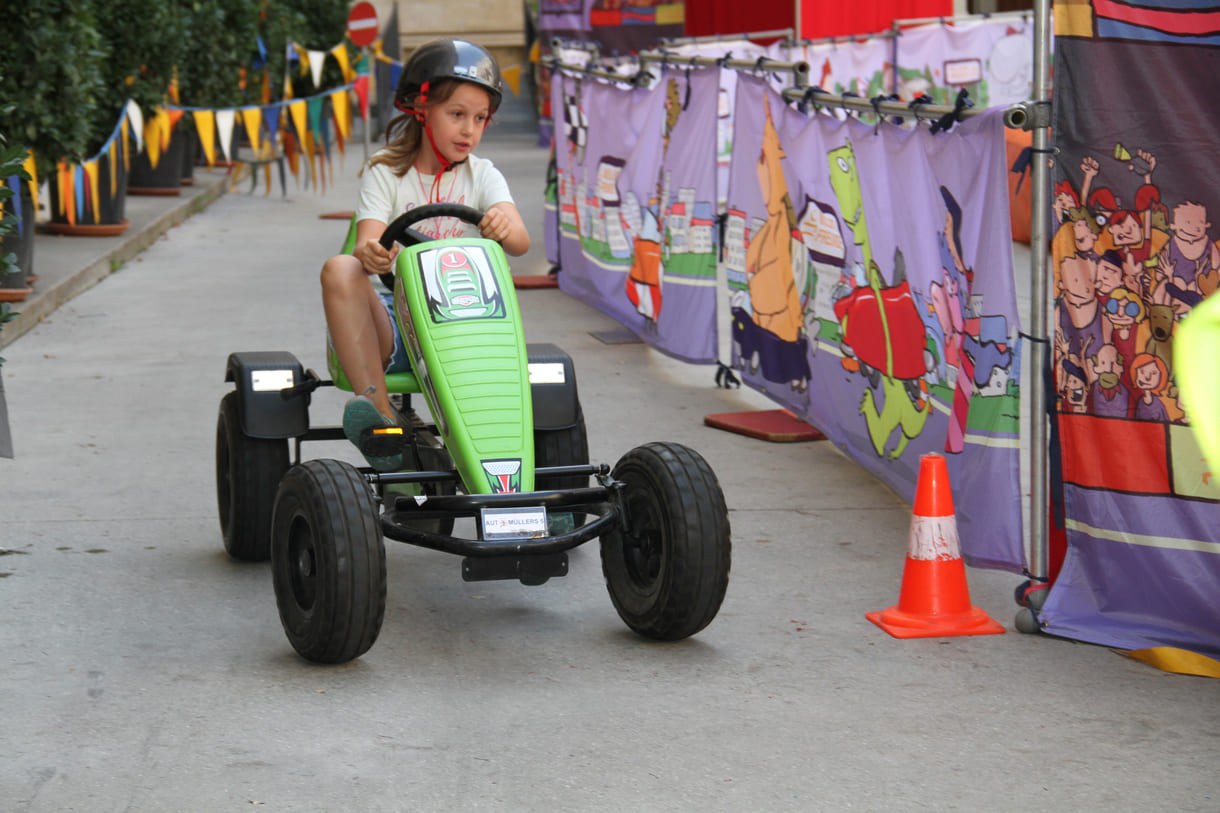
[1002,99,1052,131]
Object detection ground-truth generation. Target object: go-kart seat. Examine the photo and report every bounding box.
[328,214,422,396]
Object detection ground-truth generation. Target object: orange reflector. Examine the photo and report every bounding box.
[373,427,403,436]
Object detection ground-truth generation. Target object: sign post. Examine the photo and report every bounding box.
[347,2,379,161]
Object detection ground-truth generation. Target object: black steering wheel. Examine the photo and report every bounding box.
[377,202,486,290]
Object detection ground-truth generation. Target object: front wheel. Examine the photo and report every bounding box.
[600,442,731,640]
[271,459,386,664]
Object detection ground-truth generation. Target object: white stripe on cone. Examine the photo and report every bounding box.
[907,514,961,561]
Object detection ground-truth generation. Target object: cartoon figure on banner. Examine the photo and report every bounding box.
[729,98,810,392]
[624,78,681,323]
[927,187,1013,454]
[826,139,931,459]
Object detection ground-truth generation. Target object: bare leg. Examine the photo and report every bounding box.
[320,255,396,420]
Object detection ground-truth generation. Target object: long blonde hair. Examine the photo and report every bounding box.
[367,78,463,177]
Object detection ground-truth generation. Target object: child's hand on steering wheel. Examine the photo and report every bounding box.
[355,238,399,276]
[478,207,512,244]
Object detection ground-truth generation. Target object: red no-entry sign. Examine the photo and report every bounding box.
[347,2,379,48]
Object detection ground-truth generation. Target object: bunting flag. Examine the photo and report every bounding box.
[21,153,39,219]
[288,100,309,160]
[330,88,351,141]
[84,160,100,223]
[353,75,370,120]
[192,110,217,167]
[307,50,328,89]
[215,109,237,163]
[240,107,263,156]
[125,100,145,154]
[331,44,354,84]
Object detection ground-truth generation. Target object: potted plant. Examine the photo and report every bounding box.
[176,0,262,166]
[0,3,108,236]
[0,107,34,300]
[101,0,187,196]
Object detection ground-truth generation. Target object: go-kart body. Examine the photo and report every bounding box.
[216,204,731,664]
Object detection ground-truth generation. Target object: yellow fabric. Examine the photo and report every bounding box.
[288,101,309,158]
[1177,293,1220,473]
[1123,647,1220,678]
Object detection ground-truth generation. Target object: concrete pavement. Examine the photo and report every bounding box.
[1,90,1218,811]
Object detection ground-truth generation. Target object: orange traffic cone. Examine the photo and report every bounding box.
[866,453,1005,638]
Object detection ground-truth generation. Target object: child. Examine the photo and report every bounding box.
[320,38,530,470]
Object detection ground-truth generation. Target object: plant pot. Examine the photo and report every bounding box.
[180,124,197,186]
[0,181,35,301]
[46,144,130,237]
[129,120,185,196]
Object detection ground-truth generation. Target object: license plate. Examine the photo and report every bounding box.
[481,506,549,540]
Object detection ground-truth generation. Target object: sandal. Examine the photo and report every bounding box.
[342,394,404,472]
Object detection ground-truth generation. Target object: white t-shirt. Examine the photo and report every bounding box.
[354,153,513,242]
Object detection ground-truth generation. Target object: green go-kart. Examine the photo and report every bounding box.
[215,203,731,664]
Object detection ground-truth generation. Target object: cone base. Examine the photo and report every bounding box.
[866,605,1006,639]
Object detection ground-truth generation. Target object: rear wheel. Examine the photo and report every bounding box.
[533,408,590,490]
[216,391,288,561]
[600,442,731,640]
[535,408,589,533]
[271,459,386,664]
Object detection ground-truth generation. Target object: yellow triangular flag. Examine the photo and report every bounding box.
[144,111,167,169]
[241,107,262,156]
[331,89,351,140]
[108,137,118,197]
[288,100,309,157]
[331,44,354,84]
[84,160,100,224]
[193,110,217,167]
[21,153,39,218]
[501,65,521,97]
[154,107,173,151]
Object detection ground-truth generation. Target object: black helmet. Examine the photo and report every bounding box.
[396,38,503,114]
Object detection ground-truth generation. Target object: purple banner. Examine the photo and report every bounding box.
[1043,6,1220,656]
[553,68,720,364]
[724,76,1024,571]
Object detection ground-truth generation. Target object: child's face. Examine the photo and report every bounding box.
[425,83,492,164]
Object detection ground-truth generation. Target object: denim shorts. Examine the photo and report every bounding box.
[377,290,412,373]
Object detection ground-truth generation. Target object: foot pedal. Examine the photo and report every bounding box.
[462,553,568,585]
[359,424,407,457]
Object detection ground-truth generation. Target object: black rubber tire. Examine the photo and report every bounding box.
[271,459,386,664]
[534,407,589,491]
[600,442,731,640]
[216,391,289,562]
